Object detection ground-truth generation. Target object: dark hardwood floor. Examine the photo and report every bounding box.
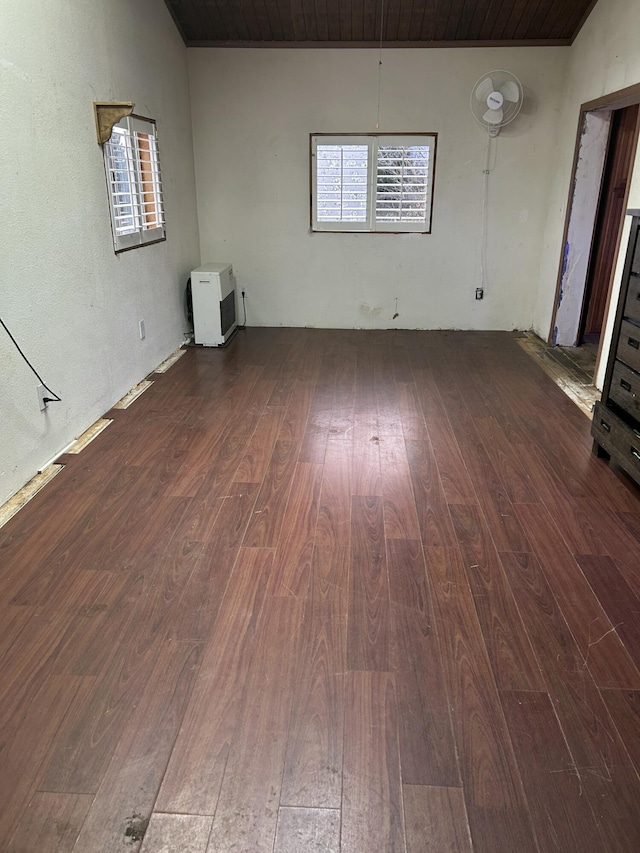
[1,328,640,852]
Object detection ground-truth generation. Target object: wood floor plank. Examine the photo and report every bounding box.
[412,367,448,420]
[71,640,202,853]
[403,785,472,853]
[269,462,322,597]
[499,549,640,851]
[405,439,456,546]
[450,412,530,552]
[424,547,536,850]
[12,564,132,614]
[242,439,300,548]
[351,418,382,496]
[155,547,274,815]
[347,496,390,671]
[501,689,602,851]
[273,807,341,853]
[341,671,404,853]
[449,503,545,692]
[6,792,94,853]
[206,595,304,853]
[48,570,147,676]
[380,436,421,540]
[514,504,640,689]
[315,438,352,550]
[426,416,477,505]
[170,487,259,642]
[0,610,72,736]
[299,385,333,463]
[139,814,213,853]
[277,379,316,443]
[234,406,286,483]
[0,675,86,843]
[387,538,459,787]
[472,415,539,504]
[193,410,261,500]
[0,604,38,659]
[40,551,195,794]
[281,547,347,808]
[517,447,609,556]
[397,381,428,440]
[599,689,640,777]
[577,498,640,585]
[577,554,640,666]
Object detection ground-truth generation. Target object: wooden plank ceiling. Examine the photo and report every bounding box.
[162,0,599,48]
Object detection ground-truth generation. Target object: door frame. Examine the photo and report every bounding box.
[547,82,640,375]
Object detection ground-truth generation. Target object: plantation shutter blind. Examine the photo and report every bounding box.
[311,134,436,233]
[104,116,165,251]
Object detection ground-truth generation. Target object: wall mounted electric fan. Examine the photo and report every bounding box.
[471,70,523,136]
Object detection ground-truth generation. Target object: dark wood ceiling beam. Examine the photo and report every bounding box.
[539,0,572,42]
[418,0,437,40]
[300,0,318,40]
[262,0,285,39]
[525,0,556,40]
[363,0,377,42]
[276,0,296,39]
[495,0,528,40]
[478,0,512,41]
[396,0,415,41]
[315,0,330,41]
[252,0,277,40]
[212,0,240,40]
[186,38,571,48]
[163,0,596,45]
[339,1,352,40]
[512,0,544,41]
[453,0,480,41]
[352,0,365,41]
[385,0,403,42]
[407,0,427,41]
[325,0,342,40]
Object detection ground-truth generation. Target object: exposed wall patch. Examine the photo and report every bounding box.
[113,380,154,409]
[155,347,186,373]
[67,419,113,454]
[0,464,64,529]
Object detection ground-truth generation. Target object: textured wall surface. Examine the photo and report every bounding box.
[189,46,568,332]
[0,0,200,503]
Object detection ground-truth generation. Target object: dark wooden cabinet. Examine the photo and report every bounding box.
[592,209,640,485]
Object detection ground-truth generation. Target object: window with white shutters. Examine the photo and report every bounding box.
[311,134,436,233]
[103,115,166,252]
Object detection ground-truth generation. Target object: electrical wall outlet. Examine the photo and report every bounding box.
[475,288,484,300]
[37,384,48,411]
[139,319,146,340]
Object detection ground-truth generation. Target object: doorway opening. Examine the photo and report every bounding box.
[549,83,640,385]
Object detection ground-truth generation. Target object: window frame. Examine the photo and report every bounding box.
[103,114,166,253]
[310,132,437,234]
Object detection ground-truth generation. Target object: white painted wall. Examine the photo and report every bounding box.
[534,0,640,353]
[189,47,568,331]
[0,0,200,504]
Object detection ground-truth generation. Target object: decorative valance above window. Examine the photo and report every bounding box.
[93,101,134,145]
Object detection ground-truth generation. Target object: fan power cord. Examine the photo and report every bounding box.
[0,316,62,403]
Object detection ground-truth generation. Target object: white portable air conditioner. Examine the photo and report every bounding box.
[191,263,237,346]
